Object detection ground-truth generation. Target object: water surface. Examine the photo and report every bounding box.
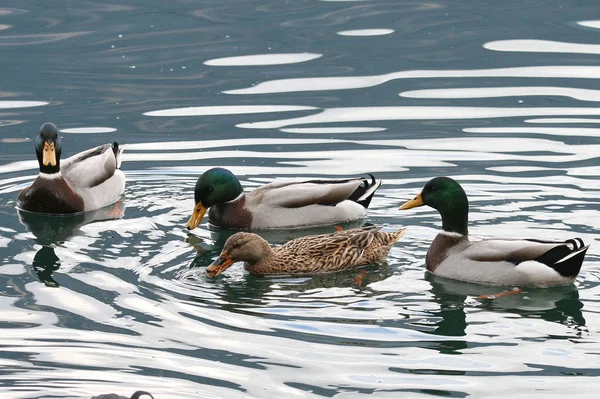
[0,1,599,398]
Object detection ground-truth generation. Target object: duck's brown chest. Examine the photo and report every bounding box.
[208,198,253,229]
[426,233,467,272]
[17,178,84,214]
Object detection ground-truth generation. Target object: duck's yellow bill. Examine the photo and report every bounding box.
[186,202,206,230]
[206,252,234,278]
[399,193,424,210]
[42,141,56,167]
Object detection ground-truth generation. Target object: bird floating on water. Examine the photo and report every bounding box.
[186,167,381,230]
[399,176,588,287]
[17,122,125,214]
[206,225,405,277]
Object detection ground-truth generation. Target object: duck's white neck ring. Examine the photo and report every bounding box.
[39,172,63,180]
[225,192,244,204]
[439,230,465,238]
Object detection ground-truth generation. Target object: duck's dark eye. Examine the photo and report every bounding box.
[207,187,214,193]
[430,186,436,191]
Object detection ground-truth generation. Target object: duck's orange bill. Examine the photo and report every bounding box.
[206,251,234,278]
[399,192,423,210]
[186,202,206,230]
[42,141,56,167]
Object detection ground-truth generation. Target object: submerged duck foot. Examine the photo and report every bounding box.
[476,287,523,300]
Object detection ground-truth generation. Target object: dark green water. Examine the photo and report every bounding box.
[0,1,599,398]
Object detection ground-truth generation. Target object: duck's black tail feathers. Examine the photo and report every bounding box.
[91,390,153,399]
[348,174,382,209]
[112,141,123,169]
[130,391,154,399]
[535,238,588,278]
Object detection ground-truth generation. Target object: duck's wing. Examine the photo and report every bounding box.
[62,143,122,190]
[283,226,380,261]
[250,175,381,209]
[462,237,588,277]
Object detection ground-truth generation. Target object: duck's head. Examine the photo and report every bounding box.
[186,168,243,230]
[206,232,270,278]
[399,176,469,235]
[34,122,62,174]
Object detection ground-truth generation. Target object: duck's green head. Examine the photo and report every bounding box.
[34,122,62,174]
[399,176,469,235]
[186,167,243,230]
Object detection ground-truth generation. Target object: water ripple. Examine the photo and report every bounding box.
[204,53,322,66]
[237,106,600,129]
[484,39,600,55]
[144,105,317,117]
[401,87,600,102]
[224,66,600,95]
[2,1,600,397]
[337,29,395,36]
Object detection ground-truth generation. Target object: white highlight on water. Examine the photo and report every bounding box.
[204,53,322,66]
[578,20,600,29]
[144,105,318,117]
[337,29,394,36]
[484,39,600,54]
[60,127,117,134]
[525,118,600,124]
[224,66,600,95]
[0,101,48,109]
[280,127,386,134]
[400,86,600,102]
[236,106,600,129]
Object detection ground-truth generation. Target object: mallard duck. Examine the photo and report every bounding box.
[17,122,125,214]
[206,225,405,277]
[186,167,382,230]
[399,176,589,287]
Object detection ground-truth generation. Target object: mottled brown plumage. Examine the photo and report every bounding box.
[206,226,405,277]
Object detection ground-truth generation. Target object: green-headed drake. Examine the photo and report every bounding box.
[206,225,405,277]
[399,177,588,287]
[17,122,125,214]
[186,167,382,230]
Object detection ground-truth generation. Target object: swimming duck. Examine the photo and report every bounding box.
[206,225,405,277]
[17,122,125,214]
[186,167,382,230]
[399,176,588,287]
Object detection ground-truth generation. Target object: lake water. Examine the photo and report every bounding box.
[1,0,600,398]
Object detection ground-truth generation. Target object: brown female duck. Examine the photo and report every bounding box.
[206,226,405,277]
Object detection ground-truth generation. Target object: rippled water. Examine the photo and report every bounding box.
[1,0,600,398]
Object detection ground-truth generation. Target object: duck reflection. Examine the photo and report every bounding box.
[425,273,586,340]
[32,246,61,287]
[17,200,125,287]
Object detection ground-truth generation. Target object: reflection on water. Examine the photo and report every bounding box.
[17,200,125,245]
[17,201,125,287]
[484,39,600,54]
[0,0,600,397]
[32,246,61,287]
[204,52,322,66]
[337,29,395,36]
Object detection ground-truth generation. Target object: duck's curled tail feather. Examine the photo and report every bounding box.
[348,174,382,208]
[533,238,589,278]
[112,142,123,169]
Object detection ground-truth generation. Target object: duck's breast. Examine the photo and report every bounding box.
[17,175,84,214]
